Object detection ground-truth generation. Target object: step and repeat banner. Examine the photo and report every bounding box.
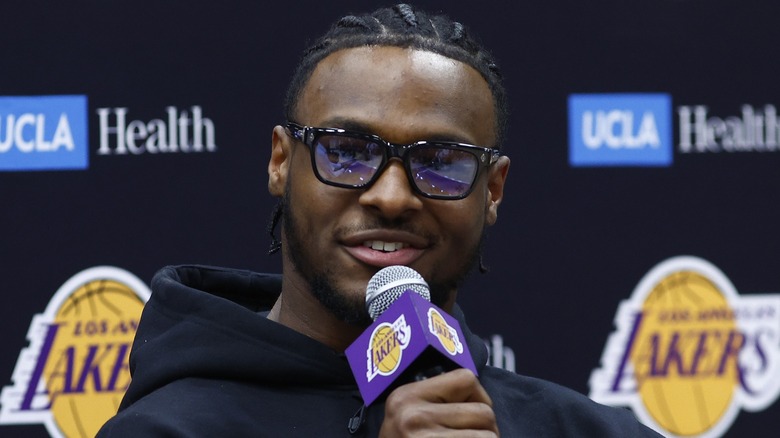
[1,1,778,437]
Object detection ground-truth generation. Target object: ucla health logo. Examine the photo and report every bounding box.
[568,93,672,167]
[0,95,88,171]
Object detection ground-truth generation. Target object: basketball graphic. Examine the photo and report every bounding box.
[632,271,737,436]
[366,314,411,381]
[428,308,462,356]
[0,266,151,438]
[372,325,402,375]
[589,256,780,438]
[44,278,146,438]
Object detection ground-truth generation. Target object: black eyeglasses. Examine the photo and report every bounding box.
[285,122,500,200]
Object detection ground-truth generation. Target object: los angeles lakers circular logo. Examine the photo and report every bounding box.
[427,308,463,356]
[633,270,737,436]
[589,256,780,438]
[366,315,411,382]
[0,266,151,438]
[371,325,402,375]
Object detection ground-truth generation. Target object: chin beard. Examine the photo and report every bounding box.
[307,272,373,327]
[281,191,372,327]
[279,187,484,327]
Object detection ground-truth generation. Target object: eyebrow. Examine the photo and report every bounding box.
[320,118,374,134]
[317,117,479,146]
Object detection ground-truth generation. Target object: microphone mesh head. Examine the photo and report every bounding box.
[366,265,430,321]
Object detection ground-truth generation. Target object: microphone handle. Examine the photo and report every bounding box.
[414,365,446,381]
[405,348,457,383]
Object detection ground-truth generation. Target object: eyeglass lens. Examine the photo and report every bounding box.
[312,133,479,197]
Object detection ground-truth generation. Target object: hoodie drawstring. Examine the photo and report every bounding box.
[347,404,367,434]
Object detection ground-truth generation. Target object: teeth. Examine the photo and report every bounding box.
[364,241,406,252]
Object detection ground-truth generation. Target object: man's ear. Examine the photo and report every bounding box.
[485,155,510,226]
[268,125,292,196]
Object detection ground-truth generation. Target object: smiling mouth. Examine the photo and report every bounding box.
[363,241,407,252]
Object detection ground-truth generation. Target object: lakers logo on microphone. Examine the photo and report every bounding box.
[589,256,780,438]
[428,308,463,356]
[0,266,151,438]
[366,315,412,381]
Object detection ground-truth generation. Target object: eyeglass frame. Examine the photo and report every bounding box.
[284,121,501,200]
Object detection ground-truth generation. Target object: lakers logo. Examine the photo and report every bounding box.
[366,315,411,381]
[0,266,151,438]
[427,308,463,356]
[634,271,739,436]
[590,256,780,438]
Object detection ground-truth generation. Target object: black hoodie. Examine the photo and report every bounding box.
[97,265,661,437]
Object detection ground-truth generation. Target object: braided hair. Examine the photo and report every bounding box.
[283,3,508,147]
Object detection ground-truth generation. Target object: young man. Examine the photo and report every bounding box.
[99,4,661,436]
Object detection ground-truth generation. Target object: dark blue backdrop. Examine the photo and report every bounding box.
[2,1,778,436]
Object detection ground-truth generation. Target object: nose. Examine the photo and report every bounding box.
[358,160,423,219]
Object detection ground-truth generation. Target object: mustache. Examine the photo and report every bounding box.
[334,217,439,244]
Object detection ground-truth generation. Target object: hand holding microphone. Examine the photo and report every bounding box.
[379,368,498,437]
[345,266,499,436]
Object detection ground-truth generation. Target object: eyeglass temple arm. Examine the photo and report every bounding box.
[286,122,306,141]
[488,148,501,164]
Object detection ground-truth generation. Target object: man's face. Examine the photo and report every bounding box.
[271,46,508,326]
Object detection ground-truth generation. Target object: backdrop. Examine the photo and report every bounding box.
[1,1,778,437]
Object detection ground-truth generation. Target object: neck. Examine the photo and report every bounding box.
[267,276,364,353]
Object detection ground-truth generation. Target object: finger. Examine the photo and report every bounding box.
[382,401,499,436]
[383,372,499,435]
[425,401,498,432]
[422,368,494,405]
[420,430,498,438]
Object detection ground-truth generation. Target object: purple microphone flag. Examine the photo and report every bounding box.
[345,290,477,406]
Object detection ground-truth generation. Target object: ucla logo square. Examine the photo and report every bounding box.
[568,93,672,167]
[0,95,89,171]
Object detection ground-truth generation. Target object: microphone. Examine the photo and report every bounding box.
[365,265,431,320]
[345,265,477,406]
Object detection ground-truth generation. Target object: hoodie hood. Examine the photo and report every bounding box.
[120,265,489,410]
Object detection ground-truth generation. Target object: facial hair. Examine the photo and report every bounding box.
[280,186,484,327]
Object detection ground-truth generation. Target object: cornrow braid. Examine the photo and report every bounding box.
[266,200,283,255]
[282,3,508,148]
[395,3,418,26]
